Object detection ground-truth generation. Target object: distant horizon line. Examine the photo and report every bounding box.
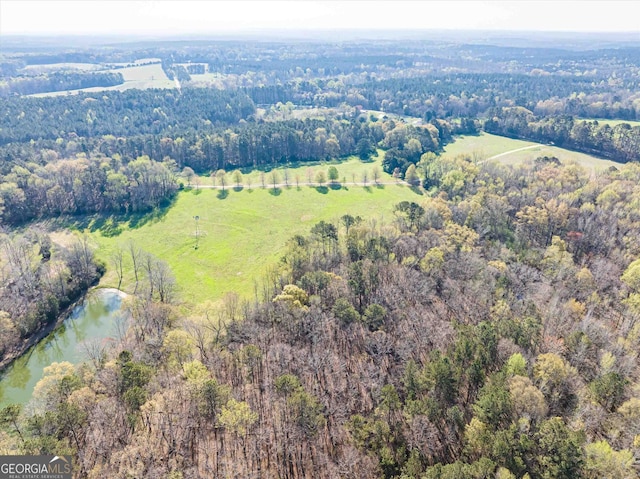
[2,28,639,38]
[5,27,640,36]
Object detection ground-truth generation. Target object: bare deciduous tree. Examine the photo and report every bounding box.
[111,246,125,290]
[128,240,143,294]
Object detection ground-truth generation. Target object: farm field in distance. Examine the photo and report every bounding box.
[444,132,623,170]
[28,62,174,97]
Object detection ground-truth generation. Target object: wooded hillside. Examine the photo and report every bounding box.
[4,155,640,478]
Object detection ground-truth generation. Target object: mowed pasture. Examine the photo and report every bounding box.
[114,63,173,87]
[90,184,418,306]
[444,132,623,170]
[443,133,537,160]
[84,155,417,306]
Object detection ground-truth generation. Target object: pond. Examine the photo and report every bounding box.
[0,289,126,408]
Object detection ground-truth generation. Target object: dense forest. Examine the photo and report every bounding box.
[3,155,640,478]
[0,89,256,145]
[0,113,417,175]
[247,73,640,120]
[0,155,177,225]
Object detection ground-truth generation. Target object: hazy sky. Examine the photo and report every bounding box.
[1,1,639,36]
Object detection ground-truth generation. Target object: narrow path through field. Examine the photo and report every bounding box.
[486,144,539,160]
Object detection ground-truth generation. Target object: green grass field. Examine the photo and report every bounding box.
[78,155,413,306]
[444,132,623,170]
[443,133,536,160]
[115,63,172,84]
[87,182,418,306]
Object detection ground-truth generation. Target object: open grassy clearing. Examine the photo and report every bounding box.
[115,63,170,83]
[491,144,622,170]
[443,133,537,159]
[187,73,227,88]
[85,182,418,306]
[444,132,622,170]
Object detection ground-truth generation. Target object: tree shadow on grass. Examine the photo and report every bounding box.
[233,185,244,192]
[363,186,373,193]
[269,187,282,196]
[192,189,203,195]
[217,190,229,200]
[409,186,424,196]
[48,196,176,237]
[315,186,329,194]
[98,219,124,237]
[374,182,385,189]
[329,183,342,190]
[128,200,175,229]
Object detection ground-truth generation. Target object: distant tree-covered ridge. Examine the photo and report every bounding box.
[247,72,640,121]
[0,88,256,145]
[0,71,124,97]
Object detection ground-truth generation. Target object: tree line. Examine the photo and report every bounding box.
[0,155,177,226]
[0,114,449,177]
[0,72,124,97]
[246,72,640,121]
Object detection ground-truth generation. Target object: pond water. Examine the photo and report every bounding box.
[0,289,125,408]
